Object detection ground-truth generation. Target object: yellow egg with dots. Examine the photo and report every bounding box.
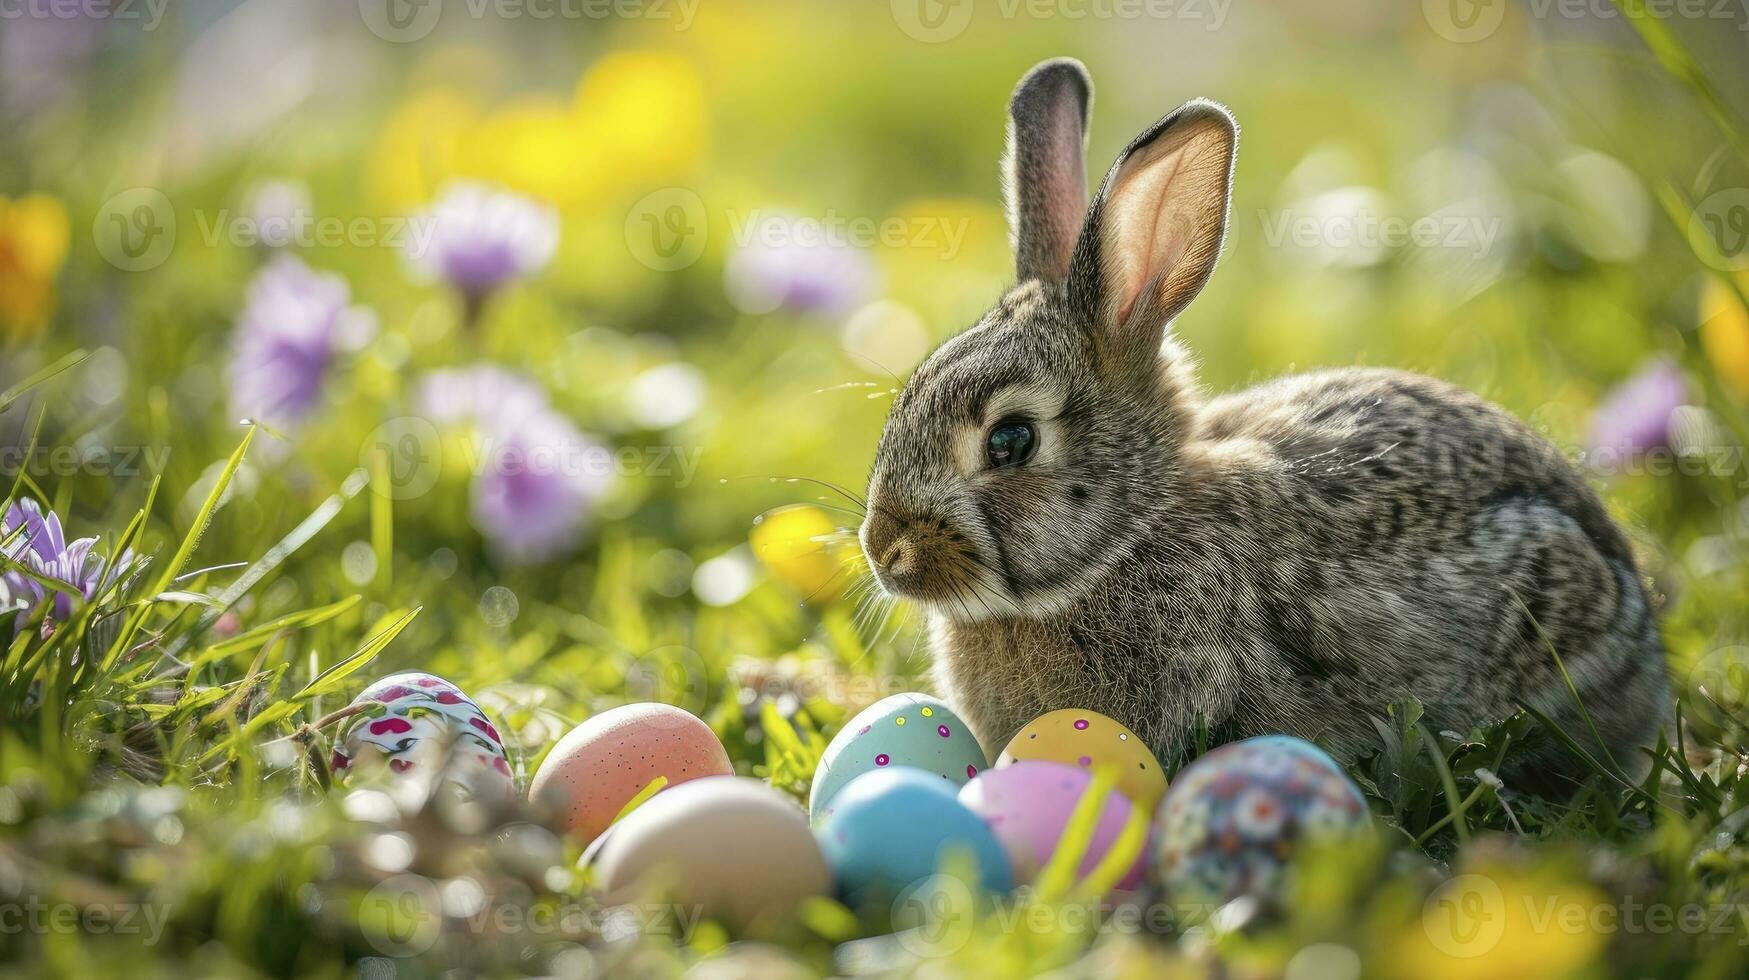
[995,709,1167,807]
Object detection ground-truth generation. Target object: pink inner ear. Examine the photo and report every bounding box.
[1101,117,1231,329]
[1040,96,1089,279]
[1110,143,1194,327]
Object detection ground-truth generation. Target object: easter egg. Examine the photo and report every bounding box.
[996,708,1166,807]
[809,693,987,823]
[530,702,733,845]
[331,672,514,800]
[959,761,1147,892]
[816,767,1011,903]
[590,776,830,931]
[1152,735,1371,908]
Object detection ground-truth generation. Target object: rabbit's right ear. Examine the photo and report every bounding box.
[1003,58,1093,284]
[1064,99,1236,367]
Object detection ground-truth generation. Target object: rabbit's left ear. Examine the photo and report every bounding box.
[1066,99,1236,353]
[1005,58,1093,284]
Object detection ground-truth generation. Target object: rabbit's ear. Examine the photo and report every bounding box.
[1066,99,1236,351]
[1004,58,1093,284]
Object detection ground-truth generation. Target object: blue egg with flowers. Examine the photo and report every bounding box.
[1151,735,1372,908]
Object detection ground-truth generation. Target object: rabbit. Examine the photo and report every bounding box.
[858,58,1670,791]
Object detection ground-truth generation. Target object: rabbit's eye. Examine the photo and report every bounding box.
[986,421,1036,468]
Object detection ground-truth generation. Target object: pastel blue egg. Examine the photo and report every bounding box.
[1152,735,1371,909]
[808,693,988,824]
[816,767,1012,903]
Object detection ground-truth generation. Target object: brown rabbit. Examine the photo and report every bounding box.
[858,58,1669,789]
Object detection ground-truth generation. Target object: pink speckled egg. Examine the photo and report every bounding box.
[331,672,514,801]
[529,702,733,846]
[959,760,1147,893]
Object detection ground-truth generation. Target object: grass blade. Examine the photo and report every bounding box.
[1416,722,1472,846]
[168,468,368,658]
[370,449,393,593]
[102,426,257,674]
[188,595,364,670]
[1034,765,1119,902]
[0,349,88,414]
[1611,0,1749,161]
[291,606,421,702]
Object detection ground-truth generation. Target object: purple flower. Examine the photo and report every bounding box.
[406,182,559,299]
[1,498,134,635]
[416,365,550,431]
[417,366,612,565]
[1588,359,1690,460]
[1,15,103,115]
[471,410,613,565]
[228,255,376,429]
[724,213,878,317]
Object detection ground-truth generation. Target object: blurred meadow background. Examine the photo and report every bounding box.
[4,0,1749,976]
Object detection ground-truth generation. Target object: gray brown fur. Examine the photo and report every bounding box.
[860,59,1669,787]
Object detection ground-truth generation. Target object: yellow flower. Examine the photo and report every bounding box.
[1388,862,1608,980]
[373,51,706,214]
[366,88,482,213]
[0,194,70,342]
[750,505,849,601]
[572,49,707,195]
[1700,272,1749,395]
[458,97,592,207]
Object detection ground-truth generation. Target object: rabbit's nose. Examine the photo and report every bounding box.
[876,537,917,577]
[861,515,918,584]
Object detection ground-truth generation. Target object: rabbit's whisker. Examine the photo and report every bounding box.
[879,601,912,647]
[840,353,903,385]
[724,474,870,513]
[797,561,856,606]
[809,502,868,520]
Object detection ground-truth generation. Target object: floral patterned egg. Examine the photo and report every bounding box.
[808,693,987,824]
[996,708,1167,807]
[331,672,514,800]
[1152,735,1370,909]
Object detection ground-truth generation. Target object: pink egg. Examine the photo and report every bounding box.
[529,702,733,846]
[959,760,1147,893]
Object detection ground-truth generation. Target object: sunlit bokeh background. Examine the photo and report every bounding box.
[4,0,1749,975]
